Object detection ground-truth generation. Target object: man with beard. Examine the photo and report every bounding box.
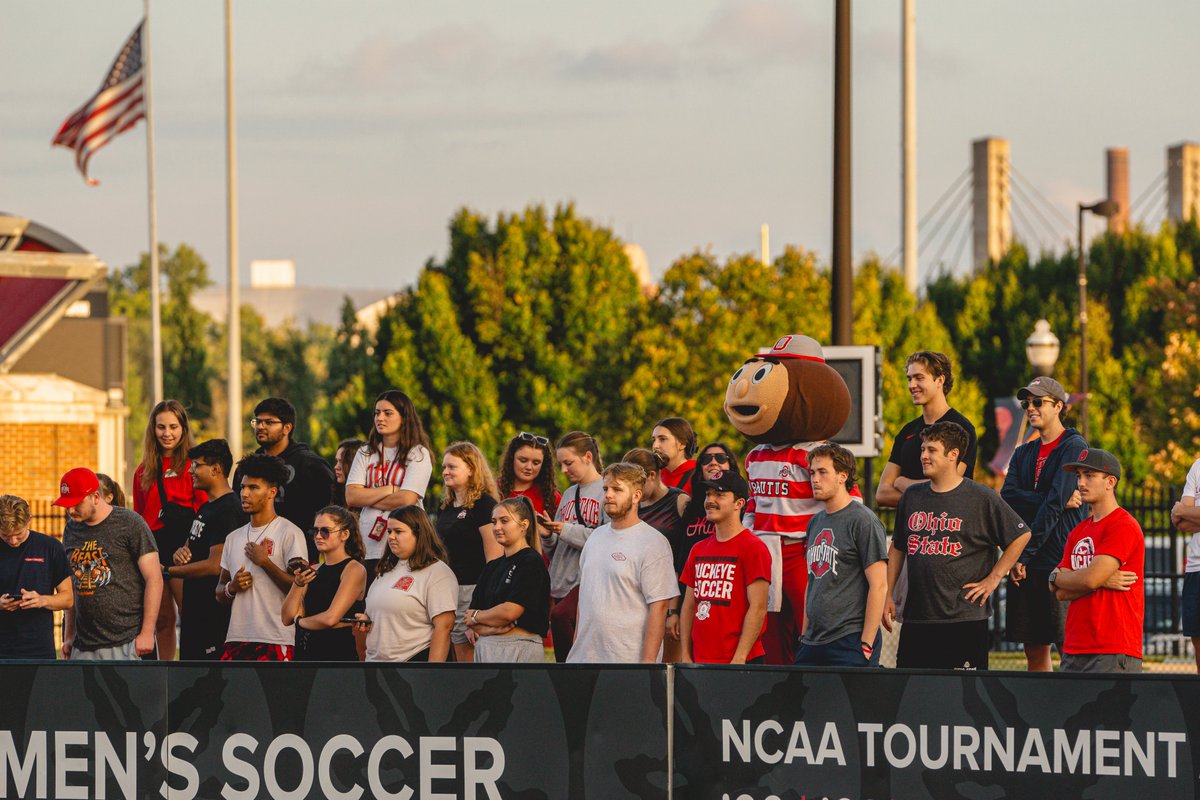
[795,443,888,667]
[567,463,678,663]
[1052,449,1144,673]
[678,472,770,664]
[1000,377,1088,671]
[232,398,334,561]
[57,468,162,659]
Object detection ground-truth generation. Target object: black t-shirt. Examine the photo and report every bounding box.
[436,495,498,585]
[180,492,246,659]
[0,531,71,659]
[470,547,550,637]
[888,408,978,480]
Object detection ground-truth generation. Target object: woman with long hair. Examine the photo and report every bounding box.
[281,506,367,661]
[677,442,743,575]
[332,437,366,510]
[132,399,206,661]
[651,417,698,495]
[345,391,434,584]
[435,441,501,663]
[496,432,561,519]
[467,497,550,663]
[354,505,457,662]
[623,447,690,660]
[540,431,607,662]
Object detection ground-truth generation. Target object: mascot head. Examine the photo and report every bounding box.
[723,334,851,445]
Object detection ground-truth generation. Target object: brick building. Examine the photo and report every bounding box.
[0,214,128,503]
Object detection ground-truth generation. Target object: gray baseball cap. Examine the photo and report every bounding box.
[1017,376,1068,403]
[1063,448,1121,479]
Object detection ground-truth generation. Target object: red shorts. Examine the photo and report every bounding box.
[220,641,294,662]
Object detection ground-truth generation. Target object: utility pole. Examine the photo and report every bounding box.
[901,0,918,294]
[831,0,853,345]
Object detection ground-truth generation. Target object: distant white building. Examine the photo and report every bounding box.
[191,259,395,329]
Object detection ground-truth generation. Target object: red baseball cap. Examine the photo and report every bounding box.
[53,468,100,508]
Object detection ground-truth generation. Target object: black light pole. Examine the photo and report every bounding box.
[831,0,853,345]
[1076,198,1119,440]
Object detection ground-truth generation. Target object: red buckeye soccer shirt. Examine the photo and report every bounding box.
[1058,507,1145,659]
[681,529,772,663]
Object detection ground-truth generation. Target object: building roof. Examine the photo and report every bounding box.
[0,214,107,372]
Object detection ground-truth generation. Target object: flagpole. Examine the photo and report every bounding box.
[225,0,243,457]
[143,1,164,404]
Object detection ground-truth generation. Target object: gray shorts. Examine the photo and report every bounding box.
[474,633,545,663]
[451,585,474,645]
[70,640,139,661]
[1060,652,1142,674]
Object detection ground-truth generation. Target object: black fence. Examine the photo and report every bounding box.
[876,484,1190,657]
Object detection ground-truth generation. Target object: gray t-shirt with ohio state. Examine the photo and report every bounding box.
[894,479,1029,624]
[803,502,888,645]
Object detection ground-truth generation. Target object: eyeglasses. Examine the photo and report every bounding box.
[1019,397,1057,410]
[699,453,732,466]
[517,432,549,447]
[250,418,284,428]
[310,526,347,538]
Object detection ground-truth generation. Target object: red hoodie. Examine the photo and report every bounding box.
[133,456,208,531]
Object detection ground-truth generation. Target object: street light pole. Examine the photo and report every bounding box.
[1076,199,1119,440]
[831,0,853,345]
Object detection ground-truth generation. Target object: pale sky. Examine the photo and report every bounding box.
[3,1,1196,292]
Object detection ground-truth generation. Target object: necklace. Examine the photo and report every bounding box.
[247,517,278,545]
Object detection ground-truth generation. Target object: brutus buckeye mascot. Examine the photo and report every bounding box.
[724,334,857,665]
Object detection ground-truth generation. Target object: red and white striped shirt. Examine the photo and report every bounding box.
[743,442,862,541]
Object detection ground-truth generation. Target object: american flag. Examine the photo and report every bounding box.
[52,20,146,186]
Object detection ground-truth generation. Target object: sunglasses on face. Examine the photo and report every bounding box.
[699,453,732,466]
[517,432,549,447]
[1019,397,1057,410]
[310,527,347,538]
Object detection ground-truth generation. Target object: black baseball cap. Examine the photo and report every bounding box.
[1063,448,1121,479]
[699,472,751,501]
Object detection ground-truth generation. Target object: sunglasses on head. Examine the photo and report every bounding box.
[699,452,732,466]
[517,432,549,447]
[1019,397,1058,409]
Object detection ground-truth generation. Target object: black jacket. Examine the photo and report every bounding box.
[234,439,335,560]
[1000,427,1088,572]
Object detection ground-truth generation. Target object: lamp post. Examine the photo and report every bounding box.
[1026,319,1060,377]
[1077,198,1119,440]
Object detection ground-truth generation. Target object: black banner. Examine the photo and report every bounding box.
[0,663,669,800]
[673,665,1200,800]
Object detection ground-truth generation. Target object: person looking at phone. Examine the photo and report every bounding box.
[356,505,457,662]
[466,498,551,662]
[0,495,73,660]
[282,506,367,661]
[216,455,308,662]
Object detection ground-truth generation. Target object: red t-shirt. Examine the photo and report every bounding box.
[1058,507,1145,658]
[1034,432,1064,485]
[681,528,771,663]
[133,457,208,531]
[661,460,697,497]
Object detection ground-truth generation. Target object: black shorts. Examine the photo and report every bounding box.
[1182,572,1200,638]
[897,619,989,670]
[1003,570,1067,645]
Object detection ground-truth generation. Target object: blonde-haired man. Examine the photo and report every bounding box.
[568,463,679,663]
[0,495,73,659]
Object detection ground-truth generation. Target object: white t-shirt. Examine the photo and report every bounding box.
[567,520,679,664]
[220,516,308,646]
[364,559,458,662]
[1183,459,1200,573]
[347,445,433,560]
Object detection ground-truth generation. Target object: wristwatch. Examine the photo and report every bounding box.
[1048,568,1060,587]
[162,565,172,581]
